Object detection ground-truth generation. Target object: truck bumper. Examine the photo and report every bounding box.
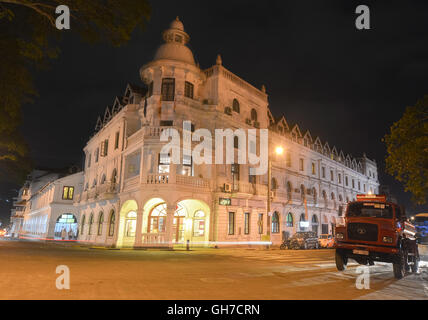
[336,242,398,263]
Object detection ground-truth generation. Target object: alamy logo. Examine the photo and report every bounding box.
[160,121,269,175]
[55,5,70,30]
[56,265,70,290]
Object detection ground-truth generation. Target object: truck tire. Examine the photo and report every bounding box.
[280,243,287,250]
[393,251,407,279]
[411,259,419,273]
[335,250,348,271]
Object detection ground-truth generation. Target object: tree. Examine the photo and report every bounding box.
[0,0,151,183]
[384,96,428,205]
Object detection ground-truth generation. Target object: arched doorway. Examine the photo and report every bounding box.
[311,215,319,235]
[117,199,138,247]
[54,213,78,240]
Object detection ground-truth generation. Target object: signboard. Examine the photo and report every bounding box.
[219,198,231,206]
[356,194,386,202]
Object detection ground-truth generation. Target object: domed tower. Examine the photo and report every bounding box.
[140,17,203,125]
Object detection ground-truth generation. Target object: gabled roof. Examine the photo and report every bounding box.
[95,116,103,132]
[323,141,331,153]
[112,96,125,114]
[290,123,302,137]
[331,146,338,156]
[103,106,112,125]
[125,83,146,97]
[303,130,313,142]
[276,116,290,131]
[267,108,275,125]
[314,136,322,146]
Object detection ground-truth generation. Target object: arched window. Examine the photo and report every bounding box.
[97,212,104,235]
[286,213,293,227]
[81,214,86,235]
[232,99,240,113]
[92,179,97,188]
[338,194,343,202]
[84,183,89,191]
[108,210,115,237]
[100,174,106,185]
[88,213,94,235]
[193,210,206,237]
[271,178,278,190]
[312,215,319,234]
[331,192,335,200]
[148,203,167,233]
[271,212,280,233]
[111,169,117,184]
[299,213,308,231]
[287,181,292,200]
[251,108,258,121]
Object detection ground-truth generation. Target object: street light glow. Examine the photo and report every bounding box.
[275,146,284,155]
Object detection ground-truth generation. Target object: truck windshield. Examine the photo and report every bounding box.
[347,202,393,219]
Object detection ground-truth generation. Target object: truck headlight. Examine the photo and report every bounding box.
[336,233,344,240]
[383,236,393,243]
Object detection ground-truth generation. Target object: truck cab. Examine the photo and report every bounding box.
[335,194,420,279]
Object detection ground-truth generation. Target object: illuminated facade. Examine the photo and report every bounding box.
[76,17,379,248]
[10,170,83,240]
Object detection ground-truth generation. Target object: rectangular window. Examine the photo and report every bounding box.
[364,184,366,192]
[338,173,342,184]
[345,176,348,186]
[299,158,304,171]
[244,212,250,235]
[231,164,239,191]
[358,181,361,190]
[184,81,194,99]
[352,179,355,189]
[95,148,99,163]
[158,152,171,174]
[148,81,153,97]
[62,186,74,200]
[286,153,291,167]
[311,163,316,175]
[228,212,235,235]
[258,213,263,234]
[181,154,193,176]
[322,167,325,178]
[100,139,109,157]
[249,174,256,184]
[161,78,175,101]
[87,153,91,168]
[115,132,120,149]
[330,170,334,182]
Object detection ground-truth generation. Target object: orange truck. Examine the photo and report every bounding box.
[335,194,419,279]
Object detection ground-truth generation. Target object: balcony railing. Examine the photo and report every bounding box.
[146,174,169,184]
[141,233,168,246]
[176,175,209,189]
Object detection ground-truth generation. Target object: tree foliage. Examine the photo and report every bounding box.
[0,0,151,183]
[384,96,428,205]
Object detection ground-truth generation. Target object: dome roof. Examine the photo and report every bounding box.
[154,43,195,65]
[153,17,196,66]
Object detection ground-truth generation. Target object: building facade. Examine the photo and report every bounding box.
[10,170,83,240]
[74,17,379,248]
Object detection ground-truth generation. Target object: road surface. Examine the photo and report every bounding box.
[0,240,427,300]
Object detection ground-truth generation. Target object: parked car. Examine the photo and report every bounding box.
[318,234,335,248]
[280,231,320,250]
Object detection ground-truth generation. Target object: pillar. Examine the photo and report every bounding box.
[165,204,175,249]
[134,207,144,247]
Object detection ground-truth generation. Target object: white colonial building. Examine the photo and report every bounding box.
[73,17,379,248]
[10,169,83,240]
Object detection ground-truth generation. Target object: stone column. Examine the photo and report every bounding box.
[134,208,144,248]
[165,204,175,249]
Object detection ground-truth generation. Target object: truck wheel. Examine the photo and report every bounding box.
[304,242,308,250]
[393,251,407,279]
[280,243,287,250]
[316,242,320,249]
[335,251,347,271]
[411,259,419,273]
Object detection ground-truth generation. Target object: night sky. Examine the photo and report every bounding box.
[1,0,428,223]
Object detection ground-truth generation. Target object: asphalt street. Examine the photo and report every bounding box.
[0,240,427,300]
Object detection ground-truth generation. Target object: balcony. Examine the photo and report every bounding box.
[176,175,210,189]
[77,182,118,203]
[146,173,169,184]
